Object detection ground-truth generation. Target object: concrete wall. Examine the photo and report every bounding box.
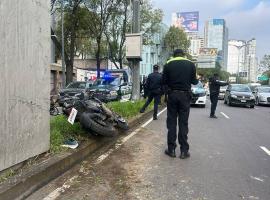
[0,0,50,171]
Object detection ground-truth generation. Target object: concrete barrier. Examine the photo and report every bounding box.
[0,1,50,171]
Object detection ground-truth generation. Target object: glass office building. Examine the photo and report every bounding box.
[204,19,228,70]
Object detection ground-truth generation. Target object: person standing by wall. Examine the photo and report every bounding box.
[209,73,229,118]
[162,49,198,159]
[140,65,162,120]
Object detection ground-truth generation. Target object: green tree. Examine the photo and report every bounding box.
[259,54,270,85]
[140,0,164,45]
[260,54,270,70]
[197,62,230,82]
[105,0,163,68]
[84,0,118,78]
[164,26,190,52]
[52,0,85,84]
[105,0,130,69]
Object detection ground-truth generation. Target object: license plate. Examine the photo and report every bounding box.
[241,100,246,103]
[68,108,78,125]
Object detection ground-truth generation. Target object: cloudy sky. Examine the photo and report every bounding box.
[152,0,270,59]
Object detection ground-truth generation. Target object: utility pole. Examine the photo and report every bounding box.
[61,0,66,88]
[50,13,56,63]
[130,0,141,100]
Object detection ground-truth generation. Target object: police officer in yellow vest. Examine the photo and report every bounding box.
[162,49,198,159]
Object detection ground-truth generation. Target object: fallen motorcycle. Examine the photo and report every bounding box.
[62,93,128,137]
[50,95,59,116]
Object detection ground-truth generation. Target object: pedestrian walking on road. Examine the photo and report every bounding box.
[162,49,198,159]
[140,65,162,120]
[209,74,229,118]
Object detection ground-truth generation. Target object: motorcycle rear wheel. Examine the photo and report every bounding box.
[80,112,116,137]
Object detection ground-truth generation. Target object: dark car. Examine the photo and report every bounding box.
[224,84,255,108]
[58,81,94,105]
[89,77,132,102]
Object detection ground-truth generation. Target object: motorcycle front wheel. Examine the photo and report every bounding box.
[80,112,117,137]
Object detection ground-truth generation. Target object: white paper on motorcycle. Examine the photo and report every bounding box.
[68,108,78,125]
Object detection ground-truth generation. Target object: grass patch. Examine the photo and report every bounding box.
[107,99,153,119]
[50,115,88,153]
[0,169,15,183]
[50,98,157,153]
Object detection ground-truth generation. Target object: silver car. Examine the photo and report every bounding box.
[218,86,227,100]
[254,86,270,105]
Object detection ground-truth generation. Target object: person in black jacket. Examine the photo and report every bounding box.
[209,73,229,118]
[140,65,162,120]
[162,49,198,159]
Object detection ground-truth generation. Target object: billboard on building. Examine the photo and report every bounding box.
[199,48,218,56]
[173,11,199,32]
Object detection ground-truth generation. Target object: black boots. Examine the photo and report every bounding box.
[164,149,176,158]
[180,152,190,159]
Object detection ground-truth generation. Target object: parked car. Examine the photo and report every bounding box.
[58,81,94,105]
[248,83,261,93]
[224,84,255,108]
[89,77,132,102]
[253,86,270,105]
[218,86,227,100]
[191,81,207,107]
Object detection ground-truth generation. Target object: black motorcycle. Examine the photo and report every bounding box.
[62,93,128,137]
[50,95,59,116]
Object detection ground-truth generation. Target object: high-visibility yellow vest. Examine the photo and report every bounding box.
[166,56,191,64]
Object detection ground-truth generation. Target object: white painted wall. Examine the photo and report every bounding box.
[0,0,50,171]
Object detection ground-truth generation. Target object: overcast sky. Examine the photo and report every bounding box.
[152,0,270,59]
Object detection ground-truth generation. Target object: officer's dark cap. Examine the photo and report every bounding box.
[173,49,185,57]
[153,65,159,71]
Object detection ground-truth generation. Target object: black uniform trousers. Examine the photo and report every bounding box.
[141,91,161,117]
[167,91,191,153]
[210,93,218,116]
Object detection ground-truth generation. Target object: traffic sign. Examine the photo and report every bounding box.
[258,75,269,81]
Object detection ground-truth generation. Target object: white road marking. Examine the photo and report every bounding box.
[141,118,154,128]
[43,108,168,200]
[43,176,78,200]
[141,107,167,128]
[248,196,259,200]
[95,128,140,164]
[157,107,167,116]
[250,176,264,182]
[260,146,270,156]
[220,112,230,119]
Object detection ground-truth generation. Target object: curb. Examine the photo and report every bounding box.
[0,107,159,200]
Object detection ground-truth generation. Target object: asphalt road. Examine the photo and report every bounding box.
[28,100,270,200]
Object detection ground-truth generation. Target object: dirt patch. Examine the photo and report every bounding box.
[56,142,137,200]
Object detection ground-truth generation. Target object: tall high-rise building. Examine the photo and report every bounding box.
[227,40,246,75]
[189,36,204,56]
[246,39,257,82]
[204,19,229,70]
[227,38,257,82]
